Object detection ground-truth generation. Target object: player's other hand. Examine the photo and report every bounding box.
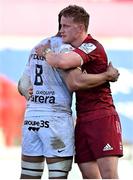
[28,87,33,98]
[106,62,120,82]
[35,40,51,57]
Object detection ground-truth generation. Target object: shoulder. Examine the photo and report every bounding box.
[30,37,50,54]
[50,36,63,52]
[50,36,62,45]
[36,37,50,46]
[79,35,105,54]
[78,42,97,54]
[87,35,104,49]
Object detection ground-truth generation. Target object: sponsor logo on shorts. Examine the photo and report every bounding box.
[24,120,49,131]
[103,143,113,151]
[28,127,40,131]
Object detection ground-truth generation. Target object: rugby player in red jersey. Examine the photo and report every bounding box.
[36,5,123,179]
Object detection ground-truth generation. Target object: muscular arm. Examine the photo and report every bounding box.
[61,62,119,91]
[35,43,119,91]
[35,43,82,69]
[45,51,82,69]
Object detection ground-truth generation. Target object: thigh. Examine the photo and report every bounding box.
[75,120,95,163]
[92,114,123,159]
[75,114,123,163]
[39,115,75,157]
[22,154,44,162]
[22,119,44,156]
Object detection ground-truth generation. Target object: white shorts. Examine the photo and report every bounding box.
[22,114,75,157]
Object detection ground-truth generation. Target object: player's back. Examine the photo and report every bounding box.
[25,36,72,118]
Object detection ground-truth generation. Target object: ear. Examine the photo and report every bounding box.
[78,23,84,33]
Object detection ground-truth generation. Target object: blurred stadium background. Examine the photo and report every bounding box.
[0,0,133,179]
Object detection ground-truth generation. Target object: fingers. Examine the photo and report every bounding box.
[106,63,120,82]
[35,40,51,57]
[110,72,120,82]
[115,69,120,77]
[35,45,44,56]
[108,61,112,66]
[108,61,113,66]
[28,88,33,97]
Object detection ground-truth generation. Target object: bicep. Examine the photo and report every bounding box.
[52,51,83,69]
[60,51,83,68]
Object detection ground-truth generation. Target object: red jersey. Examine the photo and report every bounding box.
[74,34,117,120]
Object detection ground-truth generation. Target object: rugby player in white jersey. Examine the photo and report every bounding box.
[18,34,76,179]
[18,15,119,179]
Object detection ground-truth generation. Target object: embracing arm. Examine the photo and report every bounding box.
[35,43,82,69]
[61,62,119,91]
[45,51,82,69]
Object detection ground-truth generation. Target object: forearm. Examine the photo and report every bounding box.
[62,68,108,91]
[73,72,107,91]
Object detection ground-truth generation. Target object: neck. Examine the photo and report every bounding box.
[71,33,87,48]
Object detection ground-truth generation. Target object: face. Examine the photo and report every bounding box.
[60,16,82,45]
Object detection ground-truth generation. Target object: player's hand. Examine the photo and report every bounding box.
[35,40,51,57]
[106,62,120,82]
[28,87,33,98]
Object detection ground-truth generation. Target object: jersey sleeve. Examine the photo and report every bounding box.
[73,42,97,63]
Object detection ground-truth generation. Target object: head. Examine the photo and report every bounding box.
[59,5,90,46]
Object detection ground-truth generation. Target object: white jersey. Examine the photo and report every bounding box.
[23,36,72,118]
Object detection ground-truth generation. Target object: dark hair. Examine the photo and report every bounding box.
[59,5,90,32]
[55,12,62,36]
[58,11,62,31]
